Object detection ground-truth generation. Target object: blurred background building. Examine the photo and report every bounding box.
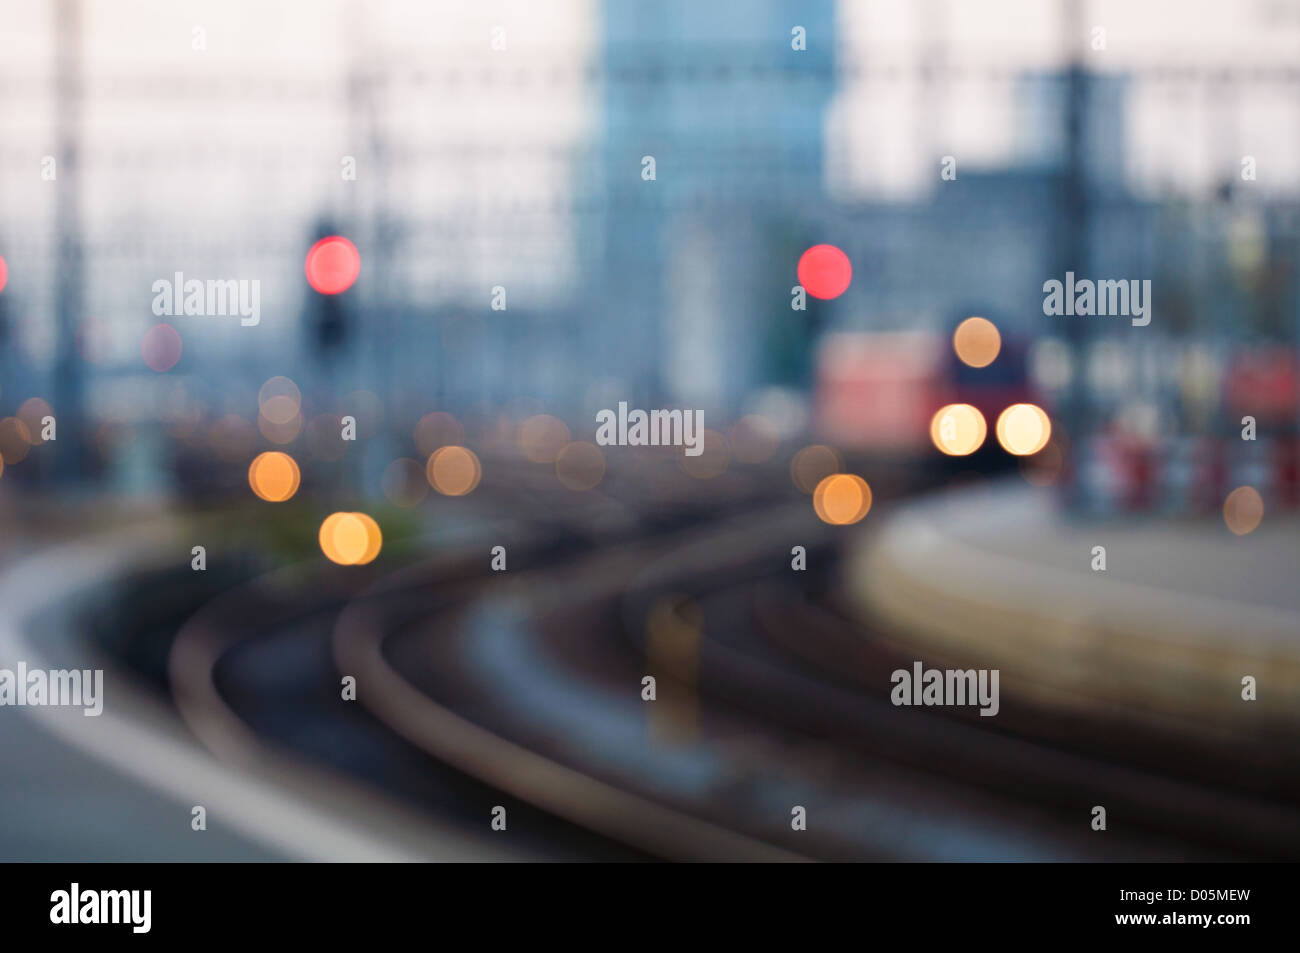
[1,0,1299,865]
[0,0,1297,501]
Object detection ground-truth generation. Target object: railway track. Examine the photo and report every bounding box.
[148,455,1300,861]
[159,456,808,860]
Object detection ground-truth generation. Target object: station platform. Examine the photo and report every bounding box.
[847,480,1300,744]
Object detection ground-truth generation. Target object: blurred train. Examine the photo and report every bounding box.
[812,326,1037,469]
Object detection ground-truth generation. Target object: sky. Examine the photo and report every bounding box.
[0,0,1297,368]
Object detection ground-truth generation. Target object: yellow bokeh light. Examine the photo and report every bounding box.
[518,414,571,463]
[319,513,346,563]
[258,405,303,444]
[17,397,54,446]
[0,417,32,464]
[1223,486,1264,536]
[248,451,301,502]
[995,403,1051,456]
[351,512,383,564]
[812,473,873,525]
[319,511,382,565]
[555,441,606,490]
[258,377,302,424]
[790,444,841,493]
[930,404,987,456]
[427,445,482,496]
[953,317,1001,368]
[332,514,370,564]
[413,411,465,457]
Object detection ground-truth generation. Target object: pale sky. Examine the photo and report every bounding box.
[830,0,1300,198]
[0,0,1296,363]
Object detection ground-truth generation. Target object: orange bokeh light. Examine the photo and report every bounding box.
[555,441,605,490]
[995,403,1052,456]
[248,451,301,502]
[930,404,987,456]
[812,473,873,525]
[427,445,482,496]
[952,317,1001,368]
[1223,486,1264,536]
[319,511,382,565]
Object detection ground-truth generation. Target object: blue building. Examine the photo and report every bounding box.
[580,0,837,412]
